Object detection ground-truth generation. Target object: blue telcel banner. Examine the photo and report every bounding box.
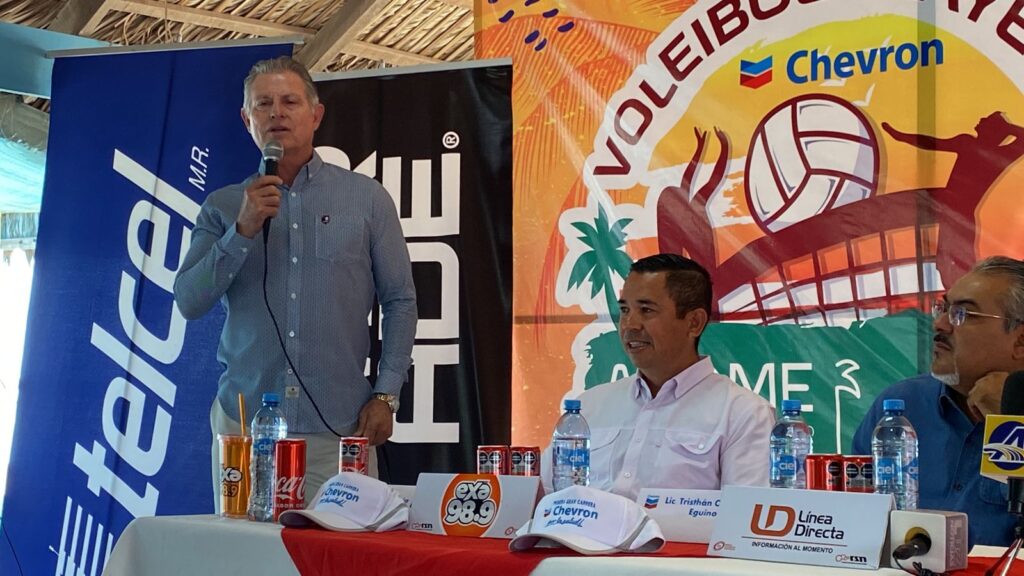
[1,42,289,576]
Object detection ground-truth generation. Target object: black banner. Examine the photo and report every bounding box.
[313,62,513,484]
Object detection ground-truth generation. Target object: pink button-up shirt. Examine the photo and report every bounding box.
[542,357,776,500]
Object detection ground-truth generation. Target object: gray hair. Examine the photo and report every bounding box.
[971,256,1024,331]
[242,56,319,111]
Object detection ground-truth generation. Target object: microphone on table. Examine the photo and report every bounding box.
[892,528,931,561]
[887,510,967,574]
[260,139,284,244]
[980,370,1024,575]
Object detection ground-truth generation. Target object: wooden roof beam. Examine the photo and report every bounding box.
[295,0,393,72]
[50,0,118,35]
[109,0,439,66]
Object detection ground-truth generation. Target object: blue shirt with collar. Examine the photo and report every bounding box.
[174,152,417,433]
[851,374,1014,546]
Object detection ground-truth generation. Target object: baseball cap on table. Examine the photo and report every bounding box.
[278,472,407,532]
[509,485,665,555]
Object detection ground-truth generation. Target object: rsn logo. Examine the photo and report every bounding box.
[740,38,944,88]
[983,422,1024,472]
[836,554,868,565]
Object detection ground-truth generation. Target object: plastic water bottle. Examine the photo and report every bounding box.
[552,399,590,491]
[769,399,813,489]
[248,393,287,522]
[872,399,918,510]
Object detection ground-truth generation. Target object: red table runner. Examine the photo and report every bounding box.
[281,528,709,576]
[281,528,1024,576]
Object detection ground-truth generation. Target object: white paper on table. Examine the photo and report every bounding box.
[969,545,1022,558]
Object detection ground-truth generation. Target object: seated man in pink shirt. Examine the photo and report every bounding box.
[543,254,775,498]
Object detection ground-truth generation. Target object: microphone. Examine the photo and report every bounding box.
[980,371,1024,501]
[892,529,931,561]
[887,510,968,573]
[260,140,284,244]
[981,374,1024,576]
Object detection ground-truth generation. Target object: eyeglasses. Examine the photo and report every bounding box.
[931,300,1015,327]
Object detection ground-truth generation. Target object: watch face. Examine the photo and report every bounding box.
[376,394,398,413]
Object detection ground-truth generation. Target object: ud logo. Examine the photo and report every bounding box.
[750,504,796,537]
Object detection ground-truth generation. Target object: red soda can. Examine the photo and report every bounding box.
[476,445,510,475]
[274,439,306,521]
[509,446,541,476]
[844,455,874,493]
[806,454,846,491]
[339,437,369,475]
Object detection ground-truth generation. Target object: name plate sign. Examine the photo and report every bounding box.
[708,485,893,570]
[408,473,542,539]
[635,489,720,543]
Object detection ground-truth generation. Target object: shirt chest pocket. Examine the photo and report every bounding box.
[588,428,622,488]
[980,476,1008,506]
[315,215,368,263]
[653,431,721,488]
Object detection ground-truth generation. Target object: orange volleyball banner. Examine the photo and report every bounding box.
[477,0,1024,448]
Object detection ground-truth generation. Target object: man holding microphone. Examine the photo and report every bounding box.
[174,56,417,507]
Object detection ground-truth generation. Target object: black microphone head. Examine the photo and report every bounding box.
[261,140,284,176]
[1002,371,1024,415]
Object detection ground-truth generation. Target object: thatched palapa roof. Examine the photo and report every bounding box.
[0,0,475,75]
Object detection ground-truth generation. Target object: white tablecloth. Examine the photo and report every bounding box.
[102,514,912,576]
[102,515,299,576]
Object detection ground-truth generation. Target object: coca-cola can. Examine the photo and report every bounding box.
[509,446,540,476]
[339,437,369,475]
[844,455,874,493]
[476,445,510,475]
[806,454,846,491]
[274,439,306,521]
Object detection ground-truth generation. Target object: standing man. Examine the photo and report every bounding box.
[542,254,775,498]
[852,256,1024,546]
[174,56,417,507]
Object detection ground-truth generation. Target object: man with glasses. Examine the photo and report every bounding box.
[852,256,1024,546]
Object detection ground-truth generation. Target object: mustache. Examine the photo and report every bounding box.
[933,333,952,348]
[621,331,648,341]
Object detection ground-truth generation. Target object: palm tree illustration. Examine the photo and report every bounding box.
[567,204,633,325]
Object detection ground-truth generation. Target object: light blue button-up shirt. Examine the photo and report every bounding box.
[174,152,417,433]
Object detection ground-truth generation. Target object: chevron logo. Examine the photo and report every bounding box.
[740,56,773,89]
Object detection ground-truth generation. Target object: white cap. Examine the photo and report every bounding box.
[278,472,408,532]
[509,485,665,555]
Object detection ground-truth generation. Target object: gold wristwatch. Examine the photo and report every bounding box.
[373,393,399,413]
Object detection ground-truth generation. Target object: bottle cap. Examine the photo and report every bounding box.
[781,399,801,412]
[564,398,581,411]
[262,392,281,406]
[882,398,905,412]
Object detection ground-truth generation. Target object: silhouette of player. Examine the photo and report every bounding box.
[883,113,1024,285]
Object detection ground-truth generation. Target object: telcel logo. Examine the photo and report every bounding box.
[779,39,943,84]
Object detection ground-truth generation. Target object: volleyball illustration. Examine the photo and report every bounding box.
[745,94,880,234]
